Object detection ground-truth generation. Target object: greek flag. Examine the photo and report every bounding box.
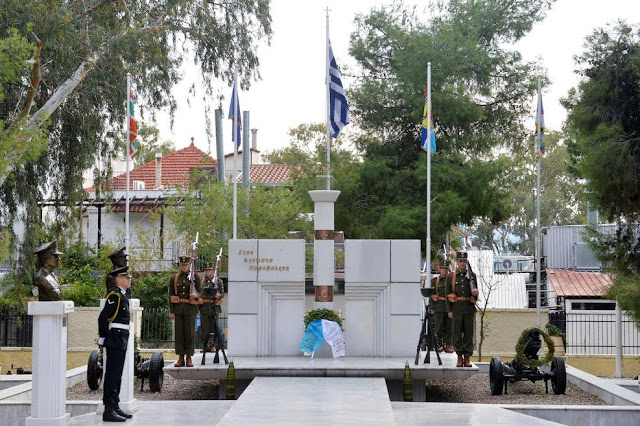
[329,41,349,138]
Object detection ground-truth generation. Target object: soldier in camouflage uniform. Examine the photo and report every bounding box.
[169,256,200,367]
[199,261,224,352]
[445,252,478,367]
[431,260,453,353]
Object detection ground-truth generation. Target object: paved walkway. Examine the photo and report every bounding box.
[70,376,563,425]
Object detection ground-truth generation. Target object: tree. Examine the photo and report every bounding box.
[563,22,640,324]
[166,176,313,261]
[0,0,272,292]
[470,131,585,254]
[343,0,553,253]
[134,123,176,166]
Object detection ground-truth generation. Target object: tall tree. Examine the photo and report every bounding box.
[471,131,585,254]
[563,22,640,324]
[0,0,272,210]
[344,0,553,253]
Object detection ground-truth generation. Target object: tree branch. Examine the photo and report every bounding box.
[15,34,44,122]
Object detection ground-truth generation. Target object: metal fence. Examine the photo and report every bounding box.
[549,311,640,356]
[140,307,227,350]
[0,307,33,347]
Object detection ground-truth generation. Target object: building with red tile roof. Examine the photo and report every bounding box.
[547,269,613,297]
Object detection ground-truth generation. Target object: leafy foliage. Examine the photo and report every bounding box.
[303,308,343,330]
[339,0,553,253]
[564,22,640,324]
[131,271,177,310]
[59,243,111,307]
[515,327,554,369]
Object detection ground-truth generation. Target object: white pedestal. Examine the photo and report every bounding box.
[26,301,74,426]
[309,190,340,309]
[96,298,140,415]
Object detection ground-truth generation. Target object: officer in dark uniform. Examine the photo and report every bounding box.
[445,252,478,367]
[169,256,200,368]
[431,260,453,353]
[199,261,225,352]
[33,240,63,301]
[105,247,128,296]
[98,266,133,422]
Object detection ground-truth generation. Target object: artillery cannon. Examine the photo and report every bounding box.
[87,349,164,392]
[489,327,566,395]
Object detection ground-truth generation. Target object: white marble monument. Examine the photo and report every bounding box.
[228,239,305,356]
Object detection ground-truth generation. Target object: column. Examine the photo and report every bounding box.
[309,190,340,309]
[26,300,74,426]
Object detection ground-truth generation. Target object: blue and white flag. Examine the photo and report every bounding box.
[228,82,242,148]
[329,41,349,138]
[299,319,345,358]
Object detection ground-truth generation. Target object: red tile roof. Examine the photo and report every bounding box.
[242,164,290,184]
[89,142,216,191]
[547,269,614,297]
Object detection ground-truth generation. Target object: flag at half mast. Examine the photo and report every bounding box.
[536,90,546,156]
[328,41,349,138]
[128,90,139,159]
[228,82,242,148]
[421,86,436,153]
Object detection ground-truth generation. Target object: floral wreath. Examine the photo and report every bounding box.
[515,327,555,369]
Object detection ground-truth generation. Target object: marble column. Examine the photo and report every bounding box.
[96,298,140,415]
[26,300,74,426]
[309,190,340,309]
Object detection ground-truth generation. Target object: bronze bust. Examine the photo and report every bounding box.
[106,246,128,295]
[33,240,63,301]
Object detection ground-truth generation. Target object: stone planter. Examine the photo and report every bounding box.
[550,335,565,356]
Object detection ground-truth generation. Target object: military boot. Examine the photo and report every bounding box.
[103,407,126,422]
[174,355,185,367]
[463,354,472,368]
[186,355,194,367]
[115,405,132,419]
[445,344,453,353]
[456,354,463,368]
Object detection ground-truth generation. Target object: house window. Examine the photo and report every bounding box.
[569,301,616,312]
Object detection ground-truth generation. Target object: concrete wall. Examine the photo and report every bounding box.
[67,307,100,348]
[566,356,640,378]
[474,308,549,360]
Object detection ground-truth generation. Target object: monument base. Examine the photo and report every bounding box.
[25,413,70,426]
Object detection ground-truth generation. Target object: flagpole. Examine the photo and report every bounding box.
[426,62,432,284]
[535,77,542,328]
[125,74,131,255]
[325,8,331,190]
[233,69,239,240]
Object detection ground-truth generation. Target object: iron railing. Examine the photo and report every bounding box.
[548,311,640,356]
[139,307,227,350]
[0,307,33,347]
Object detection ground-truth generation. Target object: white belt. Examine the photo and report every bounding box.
[109,323,130,330]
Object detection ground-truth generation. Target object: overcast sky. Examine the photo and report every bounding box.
[151,0,640,157]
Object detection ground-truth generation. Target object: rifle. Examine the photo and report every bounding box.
[415,299,442,366]
[202,247,229,365]
[188,232,199,304]
[466,257,478,303]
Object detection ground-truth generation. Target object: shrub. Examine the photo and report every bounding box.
[303,308,343,330]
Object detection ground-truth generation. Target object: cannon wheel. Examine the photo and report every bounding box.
[87,349,102,391]
[489,357,504,396]
[551,356,566,395]
[148,352,164,392]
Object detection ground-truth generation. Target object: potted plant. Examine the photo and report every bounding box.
[545,323,566,356]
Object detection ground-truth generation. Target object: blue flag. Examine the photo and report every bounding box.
[329,41,349,138]
[228,82,242,147]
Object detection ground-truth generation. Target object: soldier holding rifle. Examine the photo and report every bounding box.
[431,260,453,353]
[445,251,478,367]
[199,258,225,352]
[169,253,200,368]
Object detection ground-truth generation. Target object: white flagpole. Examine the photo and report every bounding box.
[233,69,239,240]
[325,8,331,190]
[535,77,542,327]
[125,74,131,254]
[426,63,432,285]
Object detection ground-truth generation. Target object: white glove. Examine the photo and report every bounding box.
[98,337,105,346]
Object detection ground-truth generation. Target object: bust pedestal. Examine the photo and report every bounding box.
[26,301,74,426]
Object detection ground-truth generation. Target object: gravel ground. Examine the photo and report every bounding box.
[67,362,220,401]
[67,365,607,405]
[426,373,608,405]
